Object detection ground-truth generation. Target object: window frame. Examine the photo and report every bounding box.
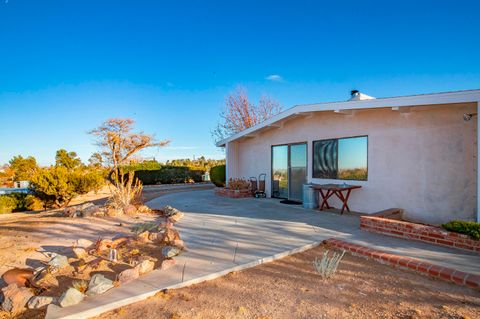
[312,135,368,181]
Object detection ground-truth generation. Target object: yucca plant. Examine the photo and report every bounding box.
[313,249,345,279]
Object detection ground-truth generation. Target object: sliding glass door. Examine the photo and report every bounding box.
[272,143,307,202]
[272,145,289,198]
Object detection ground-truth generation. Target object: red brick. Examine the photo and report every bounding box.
[436,239,454,246]
[398,258,411,267]
[465,274,480,288]
[428,265,443,277]
[417,262,432,273]
[406,260,421,270]
[451,271,468,285]
[439,268,455,281]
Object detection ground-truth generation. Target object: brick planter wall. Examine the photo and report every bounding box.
[360,216,480,253]
[214,188,252,198]
[325,238,480,289]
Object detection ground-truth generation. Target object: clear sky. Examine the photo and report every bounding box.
[1,0,479,166]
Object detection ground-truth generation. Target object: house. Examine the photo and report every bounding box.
[217,89,480,225]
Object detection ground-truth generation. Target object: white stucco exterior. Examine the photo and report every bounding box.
[219,90,480,225]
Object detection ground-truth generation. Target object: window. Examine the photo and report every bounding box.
[313,136,368,180]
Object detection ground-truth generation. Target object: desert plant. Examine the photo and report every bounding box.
[90,118,169,212]
[313,249,345,279]
[227,178,250,190]
[442,220,480,240]
[0,195,17,214]
[210,165,226,187]
[130,221,158,234]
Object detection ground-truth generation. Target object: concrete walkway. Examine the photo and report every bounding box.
[46,189,480,319]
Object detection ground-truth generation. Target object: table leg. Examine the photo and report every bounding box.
[319,189,334,210]
[335,189,352,214]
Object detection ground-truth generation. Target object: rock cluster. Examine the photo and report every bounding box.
[0,205,186,315]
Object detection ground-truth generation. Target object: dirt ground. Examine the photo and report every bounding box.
[96,245,480,319]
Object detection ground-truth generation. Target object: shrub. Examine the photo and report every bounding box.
[210,165,226,187]
[0,195,17,214]
[313,249,345,279]
[25,194,44,211]
[227,178,250,190]
[442,220,480,240]
[134,166,203,185]
[31,166,105,208]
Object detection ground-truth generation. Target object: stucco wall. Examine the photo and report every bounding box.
[228,103,477,225]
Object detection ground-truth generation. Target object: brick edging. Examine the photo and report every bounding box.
[324,238,480,289]
[360,215,480,254]
[214,188,252,198]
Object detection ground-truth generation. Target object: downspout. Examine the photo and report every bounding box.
[477,101,480,222]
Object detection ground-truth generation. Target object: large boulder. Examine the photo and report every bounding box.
[1,284,34,314]
[118,267,139,284]
[58,288,85,307]
[86,274,114,296]
[27,296,55,309]
[161,228,181,245]
[134,259,155,275]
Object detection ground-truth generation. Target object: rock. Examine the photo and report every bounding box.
[123,204,137,215]
[27,296,55,309]
[168,211,184,223]
[158,221,174,230]
[171,239,185,250]
[86,274,114,296]
[1,268,35,287]
[58,288,85,307]
[160,259,176,270]
[75,239,94,248]
[73,247,88,259]
[162,246,181,258]
[35,272,59,288]
[148,231,162,242]
[118,268,140,284]
[162,205,180,217]
[48,255,69,269]
[1,284,34,314]
[136,205,152,214]
[161,228,181,245]
[134,259,155,275]
[78,202,94,211]
[94,238,113,253]
[81,204,100,217]
[136,231,151,243]
[63,207,79,218]
[106,207,122,217]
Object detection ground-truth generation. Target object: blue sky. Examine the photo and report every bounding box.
[1,0,479,165]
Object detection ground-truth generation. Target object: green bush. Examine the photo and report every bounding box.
[25,194,44,211]
[210,165,226,187]
[0,195,17,214]
[31,166,105,208]
[134,166,203,185]
[442,220,480,240]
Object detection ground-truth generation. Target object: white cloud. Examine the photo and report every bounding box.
[265,74,284,82]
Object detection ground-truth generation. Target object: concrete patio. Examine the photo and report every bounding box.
[46,189,480,319]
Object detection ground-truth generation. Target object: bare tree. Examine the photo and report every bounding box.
[213,87,282,143]
[90,118,169,211]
